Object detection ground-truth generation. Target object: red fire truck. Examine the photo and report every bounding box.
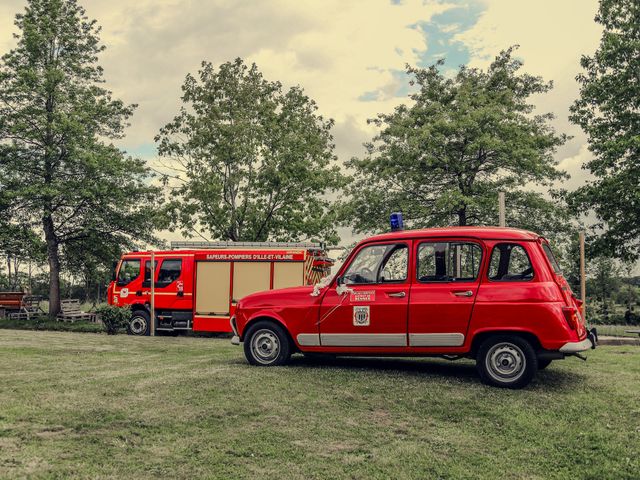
[107,241,332,335]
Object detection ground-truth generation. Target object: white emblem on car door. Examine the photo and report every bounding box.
[353,306,370,326]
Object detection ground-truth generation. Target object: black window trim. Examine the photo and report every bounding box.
[415,240,484,284]
[487,242,535,283]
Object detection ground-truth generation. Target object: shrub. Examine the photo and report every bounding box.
[95,304,131,335]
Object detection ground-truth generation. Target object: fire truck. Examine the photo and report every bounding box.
[107,241,333,335]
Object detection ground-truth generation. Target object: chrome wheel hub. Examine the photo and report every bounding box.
[486,343,525,382]
[130,316,147,335]
[251,330,280,364]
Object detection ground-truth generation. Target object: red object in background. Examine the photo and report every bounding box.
[232,227,597,389]
[107,244,332,335]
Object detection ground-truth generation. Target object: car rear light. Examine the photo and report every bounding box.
[562,306,579,330]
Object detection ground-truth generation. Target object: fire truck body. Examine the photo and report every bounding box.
[107,242,332,335]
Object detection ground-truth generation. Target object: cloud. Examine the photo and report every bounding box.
[452,0,602,163]
[0,0,607,246]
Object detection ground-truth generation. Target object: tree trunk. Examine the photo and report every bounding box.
[6,255,12,290]
[457,209,467,226]
[43,214,61,318]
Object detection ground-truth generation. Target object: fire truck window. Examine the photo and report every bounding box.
[488,243,534,281]
[343,244,406,284]
[144,260,158,283]
[157,259,182,286]
[117,259,140,285]
[417,242,482,282]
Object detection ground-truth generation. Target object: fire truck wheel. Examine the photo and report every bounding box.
[244,321,291,366]
[128,310,150,336]
[476,335,537,389]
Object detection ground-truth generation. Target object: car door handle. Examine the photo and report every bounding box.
[387,291,406,298]
[452,290,474,297]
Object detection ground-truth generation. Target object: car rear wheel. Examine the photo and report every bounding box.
[477,336,537,389]
[127,310,150,336]
[244,321,291,366]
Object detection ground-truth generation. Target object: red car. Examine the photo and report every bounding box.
[230,227,597,388]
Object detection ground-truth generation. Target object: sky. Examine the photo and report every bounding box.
[0,0,603,247]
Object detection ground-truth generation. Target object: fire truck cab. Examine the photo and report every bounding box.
[107,242,332,335]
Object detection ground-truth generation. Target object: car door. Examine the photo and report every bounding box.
[408,240,484,347]
[318,242,410,347]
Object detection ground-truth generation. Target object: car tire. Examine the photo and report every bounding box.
[537,359,552,370]
[476,335,538,389]
[243,321,291,366]
[127,310,150,336]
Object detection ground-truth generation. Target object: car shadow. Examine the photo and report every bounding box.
[290,354,479,382]
[286,354,586,390]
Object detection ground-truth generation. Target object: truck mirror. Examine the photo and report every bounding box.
[111,261,118,282]
[336,275,345,286]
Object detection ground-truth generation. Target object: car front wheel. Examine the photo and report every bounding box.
[476,336,537,389]
[243,321,291,366]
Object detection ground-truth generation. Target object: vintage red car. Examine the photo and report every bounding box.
[230,227,597,388]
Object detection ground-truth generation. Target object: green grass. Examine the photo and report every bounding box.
[0,330,638,479]
[597,324,640,338]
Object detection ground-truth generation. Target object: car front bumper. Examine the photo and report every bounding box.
[559,328,598,353]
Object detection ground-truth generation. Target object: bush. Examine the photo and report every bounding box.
[95,304,131,335]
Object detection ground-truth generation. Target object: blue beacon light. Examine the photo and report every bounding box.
[390,212,404,232]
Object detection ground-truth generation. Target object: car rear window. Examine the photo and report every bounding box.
[488,243,534,281]
[542,243,562,274]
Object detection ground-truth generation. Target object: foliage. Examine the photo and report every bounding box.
[156,58,346,244]
[0,316,103,333]
[0,0,160,316]
[341,47,570,239]
[569,0,640,260]
[95,304,130,335]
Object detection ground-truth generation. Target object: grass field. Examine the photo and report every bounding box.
[0,330,638,479]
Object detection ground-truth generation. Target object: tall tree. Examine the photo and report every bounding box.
[156,58,345,244]
[569,0,640,260]
[341,47,570,238]
[0,0,159,316]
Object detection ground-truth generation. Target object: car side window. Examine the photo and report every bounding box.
[343,244,408,285]
[117,259,140,285]
[417,242,482,282]
[488,243,534,281]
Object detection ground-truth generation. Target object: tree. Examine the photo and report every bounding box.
[156,58,345,244]
[588,256,621,323]
[0,224,46,291]
[341,47,570,238]
[569,0,640,260]
[0,0,159,316]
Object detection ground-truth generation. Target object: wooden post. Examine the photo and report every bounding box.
[150,251,156,337]
[579,231,586,319]
[498,192,506,227]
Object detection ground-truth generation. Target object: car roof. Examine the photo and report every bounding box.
[362,226,540,244]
